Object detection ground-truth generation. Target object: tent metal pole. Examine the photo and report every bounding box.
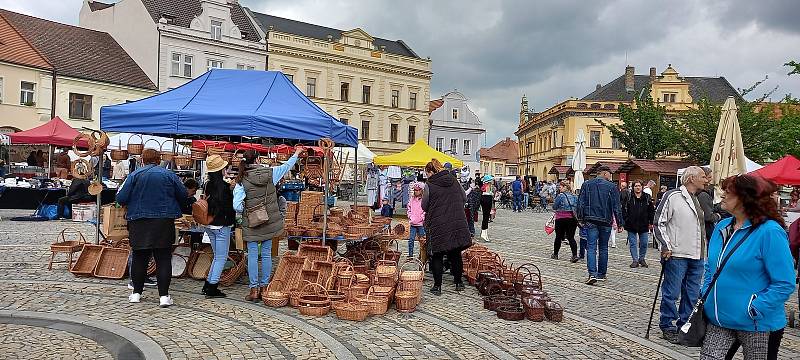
[47,145,52,178]
[322,145,329,243]
[95,149,102,244]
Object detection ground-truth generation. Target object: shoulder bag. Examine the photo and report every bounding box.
[677,223,760,347]
[243,178,270,227]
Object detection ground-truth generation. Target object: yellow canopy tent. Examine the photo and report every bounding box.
[373,140,464,168]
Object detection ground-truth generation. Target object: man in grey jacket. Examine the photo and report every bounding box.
[653,166,708,344]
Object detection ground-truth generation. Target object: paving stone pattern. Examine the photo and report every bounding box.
[0,208,798,359]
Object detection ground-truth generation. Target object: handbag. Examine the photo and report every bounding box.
[192,197,214,225]
[544,213,556,235]
[677,223,760,347]
[245,194,270,227]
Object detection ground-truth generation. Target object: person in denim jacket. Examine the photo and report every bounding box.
[575,165,623,285]
[700,175,795,360]
[117,149,188,308]
[551,181,579,262]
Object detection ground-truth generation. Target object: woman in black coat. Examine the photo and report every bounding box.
[422,159,472,296]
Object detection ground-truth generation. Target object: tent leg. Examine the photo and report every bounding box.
[95,150,102,245]
[322,147,329,243]
[47,145,52,178]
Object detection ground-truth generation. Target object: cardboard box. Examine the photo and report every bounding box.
[234,227,244,250]
[72,203,97,222]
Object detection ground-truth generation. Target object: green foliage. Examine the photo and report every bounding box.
[666,99,719,164]
[786,60,800,76]
[596,89,674,159]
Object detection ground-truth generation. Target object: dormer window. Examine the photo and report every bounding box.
[240,31,248,39]
[161,13,176,25]
[211,20,223,41]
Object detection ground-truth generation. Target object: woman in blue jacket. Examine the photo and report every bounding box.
[700,174,795,360]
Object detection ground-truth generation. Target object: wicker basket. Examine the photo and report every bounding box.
[336,265,354,289]
[302,269,320,284]
[358,288,390,316]
[218,251,247,287]
[93,246,130,279]
[544,301,564,322]
[397,258,424,292]
[496,305,526,321]
[335,299,370,321]
[298,282,331,317]
[262,279,289,307]
[190,147,206,160]
[297,244,333,263]
[126,134,143,155]
[522,297,545,322]
[394,290,418,313]
[110,148,128,161]
[69,244,103,276]
[272,252,311,291]
[189,251,213,280]
[49,228,87,270]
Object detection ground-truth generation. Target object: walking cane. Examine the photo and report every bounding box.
[645,259,667,339]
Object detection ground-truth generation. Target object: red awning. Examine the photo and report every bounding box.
[8,116,89,147]
[750,155,800,185]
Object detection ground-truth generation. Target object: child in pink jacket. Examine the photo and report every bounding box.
[407,182,426,257]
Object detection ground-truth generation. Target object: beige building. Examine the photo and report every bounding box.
[248,12,432,155]
[0,9,156,132]
[480,137,519,177]
[515,65,741,181]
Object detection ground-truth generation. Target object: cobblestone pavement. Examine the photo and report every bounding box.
[0,208,798,359]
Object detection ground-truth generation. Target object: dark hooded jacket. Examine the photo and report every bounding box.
[422,170,472,255]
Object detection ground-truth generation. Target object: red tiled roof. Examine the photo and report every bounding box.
[0,9,156,90]
[0,13,52,70]
[587,161,627,174]
[480,137,519,164]
[618,159,694,174]
[429,98,443,114]
[548,165,571,175]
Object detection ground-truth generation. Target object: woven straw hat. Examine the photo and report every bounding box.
[206,154,228,173]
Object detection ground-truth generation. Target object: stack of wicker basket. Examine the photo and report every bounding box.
[394,258,424,313]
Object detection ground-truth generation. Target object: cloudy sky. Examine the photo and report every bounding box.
[3,0,799,146]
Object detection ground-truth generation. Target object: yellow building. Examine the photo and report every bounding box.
[515,65,741,180]
[479,137,519,177]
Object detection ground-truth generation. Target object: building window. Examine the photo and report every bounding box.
[340,118,348,125]
[408,126,416,143]
[450,139,457,153]
[69,93,92,120]
[663,93,676,103]
[285,74,293,82]
[340,82,349,102]
[211,20,223,40]
[495,164,503,175]
[508,167,518,176]
[435,137,444,152]
[362,85,371,104]
[590,130,601,148]
[360,120,370,140]
[390,124,398,142]
[611,137,620,149]
[452,109,458,120]
[207,59,224,71]
[20,81,35,105]
[409,92,417,110]
[391,90,399,108]
[237,64,255,70]
[463,139,471,155]
[306,77,316,97]
[170,53,194,78]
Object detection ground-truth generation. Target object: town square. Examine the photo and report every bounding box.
[0,0,799,359]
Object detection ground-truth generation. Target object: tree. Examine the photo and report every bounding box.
[786,60,800,76]
[665,99,718,164]
[596,88,674,159]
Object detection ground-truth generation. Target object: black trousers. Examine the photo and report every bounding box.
[553,217,578,257]
[725,328,784,360]
[430,248,464,287]
[480,195,493,230]
[131,248,172,296]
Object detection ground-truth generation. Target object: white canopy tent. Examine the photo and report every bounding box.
[676,157,762,186]
[334,142,376,181]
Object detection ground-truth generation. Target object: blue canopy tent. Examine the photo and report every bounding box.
[100,69,357,147]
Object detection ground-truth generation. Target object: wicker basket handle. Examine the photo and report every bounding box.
[127,133,143,145]
[143,138,161,151]
[300,282,328,298]
[73,133,95,157]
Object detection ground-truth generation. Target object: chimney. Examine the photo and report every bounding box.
[624,66,635,92]
[650,67,657,83]
[595,83,602,91]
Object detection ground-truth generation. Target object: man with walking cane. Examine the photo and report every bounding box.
[652,166,708,344]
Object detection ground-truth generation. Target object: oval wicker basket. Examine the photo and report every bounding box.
[298,282,330,317]
[127,134,144,155]
[262,279,289,307]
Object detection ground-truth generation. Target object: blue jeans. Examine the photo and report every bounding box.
[247,240,272,288]
[578,226,588,258]
[513,193,523,211]
[659,257,703,331]
[627,231,649,262]
[523,193,530,209]
[408,226,425,257]
[585,223,611,278]
[204,226,231,284]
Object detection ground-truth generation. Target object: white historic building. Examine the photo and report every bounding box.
[428,91,485,171]
[80,0,267,92]
[247,12,432,155]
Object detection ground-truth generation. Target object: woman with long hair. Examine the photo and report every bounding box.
[422,159,472,295]
[551,181,579,262]
[117,149,189,307]
[479,174,496,242]
[234,147,303,302]
[700,174,795,360]
[201,155,236,298]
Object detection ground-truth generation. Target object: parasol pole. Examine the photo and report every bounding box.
[47,145,53,178]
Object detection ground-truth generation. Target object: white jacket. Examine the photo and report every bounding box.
[653,186,705,260]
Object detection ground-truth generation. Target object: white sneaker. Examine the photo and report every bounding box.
[128,293,141,303]
[159,295,173,308]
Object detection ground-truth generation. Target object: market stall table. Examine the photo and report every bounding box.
[0,187,116,210]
